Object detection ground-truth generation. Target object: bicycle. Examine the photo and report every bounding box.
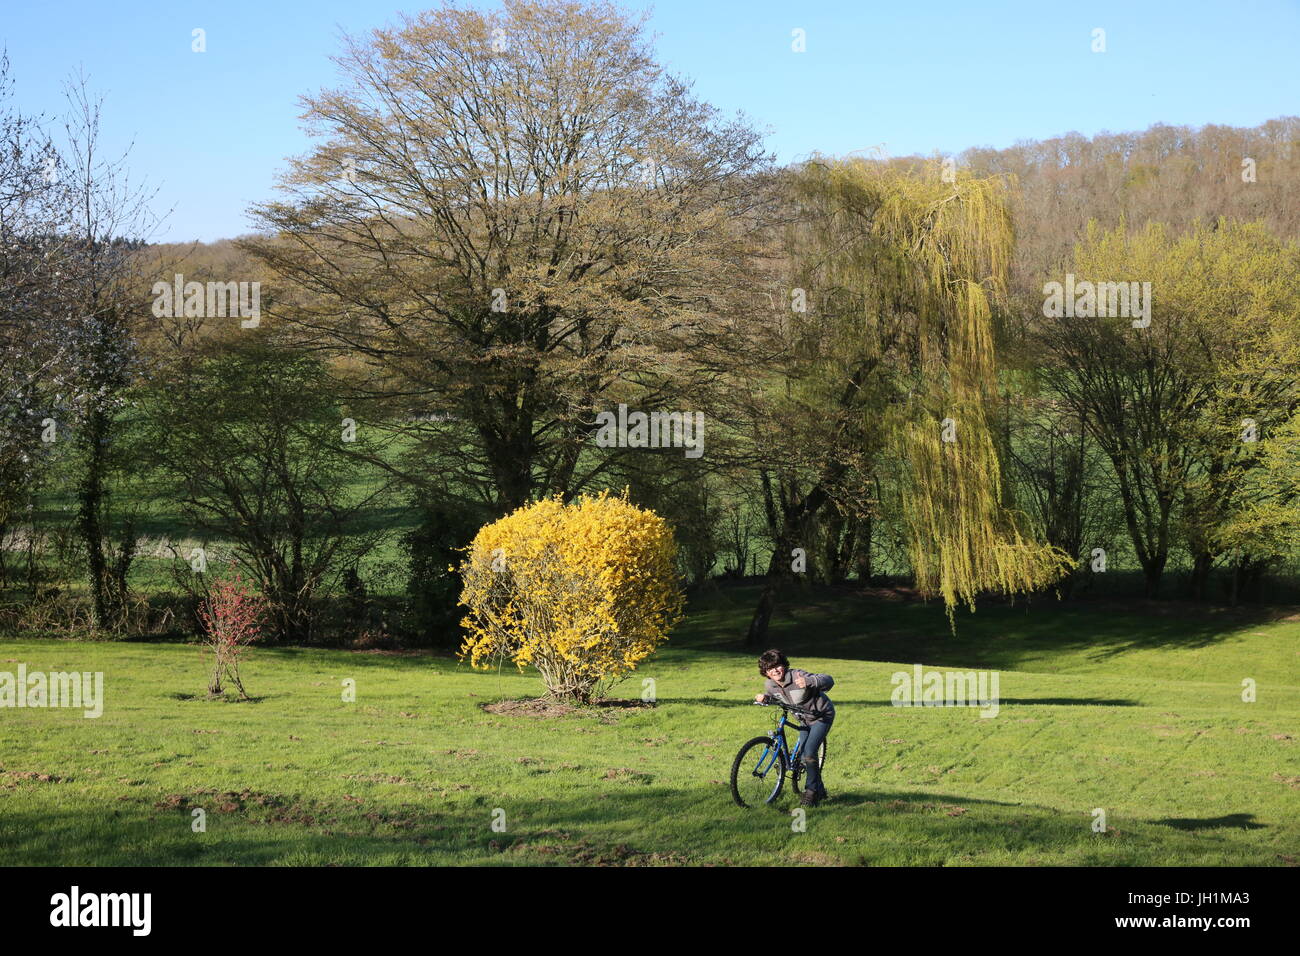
[730,697,829,808]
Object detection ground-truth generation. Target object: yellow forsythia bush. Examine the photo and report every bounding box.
[457,491,685,704]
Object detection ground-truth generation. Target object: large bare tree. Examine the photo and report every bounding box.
[244,0,774,512]
[0,53,76,533]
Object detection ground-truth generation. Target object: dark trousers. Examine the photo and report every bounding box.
[796,718,832,792]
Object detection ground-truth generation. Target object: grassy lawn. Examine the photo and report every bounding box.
[1,584,1297,866]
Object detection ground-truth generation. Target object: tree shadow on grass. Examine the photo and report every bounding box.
[670,581,1291,671]
[1155,813,1267,831]
[164,691,272,704]
[1,782,1276,866]
[990,697,1140,707]
[484,785,1281,865]
[661,696,1140,709]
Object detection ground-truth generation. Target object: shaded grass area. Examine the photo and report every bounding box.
[1,583,1297,865]
[686,582,1300,684]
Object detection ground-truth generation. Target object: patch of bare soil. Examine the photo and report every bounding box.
[342,773,411,784]
[154,788,318,825]
[484,698,576,718]
[482,697,654,721]
[602,767,653,783]
[495,835,690,866]
[0,770,65,789]
[785,851,846,866]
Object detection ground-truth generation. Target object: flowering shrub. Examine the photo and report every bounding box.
[457,491,685,704]
[197,570,267,699]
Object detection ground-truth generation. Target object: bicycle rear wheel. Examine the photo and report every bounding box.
[730,736,787,808]
[791,737,827,795]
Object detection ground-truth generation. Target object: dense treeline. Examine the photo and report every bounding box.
[3,2,1299,649]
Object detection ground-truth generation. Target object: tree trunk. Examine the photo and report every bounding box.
[77,405,111,631]
[745,482,833,645]
[1109,455,1172,601]
[745,550,782,647]
[1189,551,1213,601]
[855,513,873,585]
[1142,553,1166,599]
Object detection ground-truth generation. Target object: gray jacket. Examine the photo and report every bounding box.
[765,668,835,724]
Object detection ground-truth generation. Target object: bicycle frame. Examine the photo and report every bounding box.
[753,703,815,775]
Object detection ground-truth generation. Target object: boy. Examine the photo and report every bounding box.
[753,648,835,806]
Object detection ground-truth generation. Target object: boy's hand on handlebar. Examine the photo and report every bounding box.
[754,693,767,703]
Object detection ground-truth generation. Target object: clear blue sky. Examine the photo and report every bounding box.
[4,0,1298,242]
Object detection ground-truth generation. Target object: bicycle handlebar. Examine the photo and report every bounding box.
[753,698,819,720]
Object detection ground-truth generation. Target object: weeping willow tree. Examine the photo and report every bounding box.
[757,157,1070,630]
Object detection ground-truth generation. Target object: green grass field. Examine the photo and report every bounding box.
[2,584,1297,866]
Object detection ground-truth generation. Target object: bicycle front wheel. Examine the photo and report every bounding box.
[730,736,787,808]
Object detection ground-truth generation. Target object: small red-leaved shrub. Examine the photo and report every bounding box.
[198,570,267,700]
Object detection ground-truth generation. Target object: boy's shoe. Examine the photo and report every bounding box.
[815,786,829,803]
[799,788,818,807]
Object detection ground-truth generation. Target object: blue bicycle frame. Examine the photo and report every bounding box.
[751,700,815,777]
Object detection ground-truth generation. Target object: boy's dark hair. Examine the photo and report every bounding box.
[757,649,788,677]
